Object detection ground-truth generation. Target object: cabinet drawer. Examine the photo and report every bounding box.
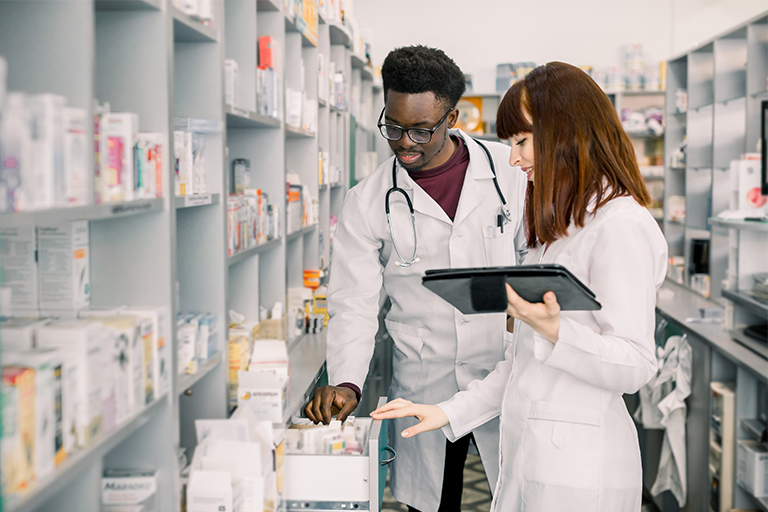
[284,397,394,511]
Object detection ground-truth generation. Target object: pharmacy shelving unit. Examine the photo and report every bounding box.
[0,1,383,511]
[636,10,768,512]
[607,90,666,224]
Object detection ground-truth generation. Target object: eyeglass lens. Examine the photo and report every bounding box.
[382,126,432,143]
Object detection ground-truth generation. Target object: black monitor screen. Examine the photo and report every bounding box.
[763,100,768,196]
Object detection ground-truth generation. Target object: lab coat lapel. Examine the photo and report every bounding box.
[395,164,452,224]
[453,131,494,227]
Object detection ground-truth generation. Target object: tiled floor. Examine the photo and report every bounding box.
[380,455,662,512]
[380,454,492,512]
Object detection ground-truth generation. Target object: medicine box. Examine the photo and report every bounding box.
[737,439,768,497]
[0,317,51,351]
[248,340,289,376]
[102,469,158,512]
[27,93,67,209]
[237,371,289,424]
[224,59,238,107]
[187,470,234,512]
[283,397,390,510]
[86,315,145,422]
[732,159,768,213]
[123,307,170,400]
[102,112,139,203]
[135,133,163,200]
[3,350,59,482]
[228,332,249,408]
[37,220,90,311]
[259,36,276,69]
[1,365,36,496]
[0,226,39,311]
[36,320,106,446]
[62,106,90,206]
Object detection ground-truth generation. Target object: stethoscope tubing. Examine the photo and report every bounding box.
[386,138,510,267]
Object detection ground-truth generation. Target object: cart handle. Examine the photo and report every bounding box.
[381,446,396,466]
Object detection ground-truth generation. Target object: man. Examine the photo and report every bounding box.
[304,45,527,512]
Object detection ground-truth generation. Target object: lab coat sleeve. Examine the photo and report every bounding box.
[325,189,384,391]
[538,210,667,394]
[437,333,517,441]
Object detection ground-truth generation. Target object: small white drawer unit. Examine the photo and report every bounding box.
[284,397,395,511]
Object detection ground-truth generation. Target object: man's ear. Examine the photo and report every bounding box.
[447,108,459,129]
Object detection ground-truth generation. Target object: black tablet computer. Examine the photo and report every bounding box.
[422,264,601,314]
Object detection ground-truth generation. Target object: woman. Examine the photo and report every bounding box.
[371,62,668,511]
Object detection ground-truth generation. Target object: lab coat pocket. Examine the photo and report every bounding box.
[482,225,516,267]
[523,400,601,491]
[385,319,428,395]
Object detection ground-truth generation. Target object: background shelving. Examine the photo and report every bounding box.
[639,10,768,512]
[0,0,384,510]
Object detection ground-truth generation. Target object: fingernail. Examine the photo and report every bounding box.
[402,431,410,438]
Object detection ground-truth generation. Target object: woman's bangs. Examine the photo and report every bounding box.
[496,83,532,140]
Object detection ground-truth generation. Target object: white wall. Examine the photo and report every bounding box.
[354,0,767,94]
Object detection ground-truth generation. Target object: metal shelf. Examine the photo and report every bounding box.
[285,125,316,138]
[607,89,666,96]
[5,397,168,512]
[177,352,223,395]
[318,98,328,108]
[737,481,768,512]
[741,418,767,441]
[286,223,317,241]
[175,193,220,209]
[708,217,768,232]
[729,327,768,361]
[95,0,161,11]
[225,104,281,129]
[656,280,768,379]
[722,289,768,318]
[256,0,281,12]
[361,65,373,81]
[171,7,217,43]
[285,332,327,424]
[228,237,282,266]
[284,13,318,47]
[0,198,164,228]
[351,53,365,69]
[328,20,351,47]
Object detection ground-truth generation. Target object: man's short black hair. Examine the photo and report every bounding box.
[381,45,466,110]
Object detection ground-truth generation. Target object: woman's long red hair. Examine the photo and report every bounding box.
[497,62,651,249]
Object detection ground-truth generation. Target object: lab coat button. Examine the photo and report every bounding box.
[553,435,566,448]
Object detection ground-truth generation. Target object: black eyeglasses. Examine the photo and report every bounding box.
[377,107,453,144]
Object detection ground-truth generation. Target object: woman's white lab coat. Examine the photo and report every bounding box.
[326,129,528,512]
[439,195,668,512]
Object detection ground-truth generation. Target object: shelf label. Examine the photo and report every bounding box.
[232,106,249,118]
[111,201,154,216]
[184,195,212,207]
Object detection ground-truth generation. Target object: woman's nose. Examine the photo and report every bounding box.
[509,149,521,167]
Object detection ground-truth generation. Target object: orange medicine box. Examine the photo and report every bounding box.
[1,365,36,496]
[259,36,276,69]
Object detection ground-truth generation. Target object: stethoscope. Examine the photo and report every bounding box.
[385,138,513,267]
